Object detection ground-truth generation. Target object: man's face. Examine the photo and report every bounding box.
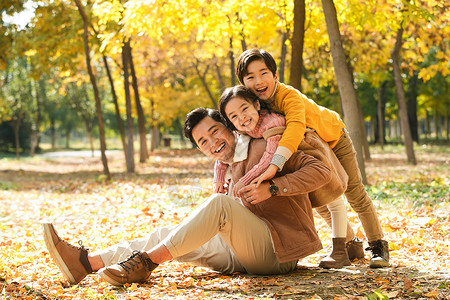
[242,59,278,101]
[192,116,236,163]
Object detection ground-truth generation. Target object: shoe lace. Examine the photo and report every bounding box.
[119,251,154,273]
[365,241,383,257]
[61,239,88,251]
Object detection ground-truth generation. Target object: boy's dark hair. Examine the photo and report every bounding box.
[184,108,226,146]
[219,85,273,131]
[236,49,277,84]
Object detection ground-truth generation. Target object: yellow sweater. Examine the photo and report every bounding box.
[270,83,345,157]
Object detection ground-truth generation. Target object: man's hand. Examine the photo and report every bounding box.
[240,182,272,205]
[232,181,245,198]
[254,164,278,188]
[213,182,227,194]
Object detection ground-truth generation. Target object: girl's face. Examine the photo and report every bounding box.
[224,96,260,132]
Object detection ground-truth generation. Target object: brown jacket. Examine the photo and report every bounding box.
[231,138,330,263]
[263,127,348,208]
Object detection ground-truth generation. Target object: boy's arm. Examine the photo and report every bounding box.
[274,89,308,161]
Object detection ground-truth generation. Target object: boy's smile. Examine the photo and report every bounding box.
[242,59,278,101]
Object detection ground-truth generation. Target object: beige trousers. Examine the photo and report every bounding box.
[97,194,297,275]
[332,129,384,242]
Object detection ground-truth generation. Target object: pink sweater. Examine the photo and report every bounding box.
[214,110,285,186]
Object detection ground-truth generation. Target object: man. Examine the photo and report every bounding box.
[43,108,334,286]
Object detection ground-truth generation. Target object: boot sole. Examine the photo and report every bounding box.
[369,260,390,268]
[97,268,123,286]
[42,223,77,284]
[318,260,352,269]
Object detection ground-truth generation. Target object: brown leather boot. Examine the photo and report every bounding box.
[319,237,352,269]
[43,223,93,285]
[99,251,158,286]
[346,237,365,260]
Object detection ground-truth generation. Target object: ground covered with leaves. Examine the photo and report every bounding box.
[1,145,449,299]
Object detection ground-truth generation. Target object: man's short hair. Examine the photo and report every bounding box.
[236,49,277,84]
[184,108,227,146]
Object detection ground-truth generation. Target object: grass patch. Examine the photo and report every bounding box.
[367,179,449,208]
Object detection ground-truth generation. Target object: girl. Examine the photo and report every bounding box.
[214,85,352,268]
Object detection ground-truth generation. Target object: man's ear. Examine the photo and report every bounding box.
[255,101,261,111]
[274,71,279,82]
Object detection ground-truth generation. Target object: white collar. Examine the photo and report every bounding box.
[232,134,251,163]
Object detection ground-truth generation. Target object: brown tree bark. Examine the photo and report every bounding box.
[279,31,288,83]
[321,0,368,183]
[74,0,110,178]
[356,99,371,160]
[193,60,218,109]
[376,81,387,148]
[126,40,148,163]
[407,73,419,142]
[289,0,306,90]
[122,40,135,173]
[102,54,128,162]
[13,115,22,160]
[391,24,416,164]
[30,79,42,157]
[213,55,225,91]
[229,37,236,86]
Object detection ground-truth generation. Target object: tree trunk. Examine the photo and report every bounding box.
[74,0,110,178]
[213,55,225,91]
[229,37,236,86]
[391,24,416,164]
[425,110,430,139]
[30,78,43,157]
[356,99,371,160]
[174,118,185,146]
[376,81,387,148]
[13,117,22,160]
[126,40,148,163]
[87,126,94,157]
[446,109,449,141]
[65,128,71,149]
[102,54,128,162]
[50,118,56,149]
[434,109,439,140]
[193,61,218,109]
[279,31,288,83]
[122,40,135,173]
[407,72,419,143]
[289,0,305,90]
[321,0,368,184]
[151,126,160,151]
[237,12,247,52]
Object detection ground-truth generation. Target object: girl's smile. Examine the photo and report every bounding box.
[225,96,261,133]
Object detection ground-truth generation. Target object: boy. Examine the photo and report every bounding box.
[235,49,389,268]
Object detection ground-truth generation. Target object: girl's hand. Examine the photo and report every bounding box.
[254,164,278,188]
[213,182,226,194]
[232,181,245,198]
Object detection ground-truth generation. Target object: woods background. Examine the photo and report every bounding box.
[0,0,448,176]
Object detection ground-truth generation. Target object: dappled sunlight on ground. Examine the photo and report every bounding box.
[0,145,449,299]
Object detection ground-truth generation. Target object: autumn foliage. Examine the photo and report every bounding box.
[0,145,449,299]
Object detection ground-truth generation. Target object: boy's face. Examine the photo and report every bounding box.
[242,59,278,101]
